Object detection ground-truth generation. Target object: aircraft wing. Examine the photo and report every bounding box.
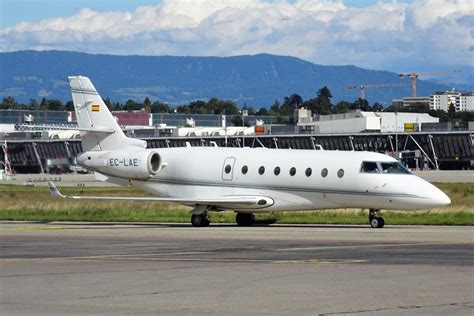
[19,125,115,133]
[47,181,273,210]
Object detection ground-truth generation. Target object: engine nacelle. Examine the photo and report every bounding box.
[77,150,163,179]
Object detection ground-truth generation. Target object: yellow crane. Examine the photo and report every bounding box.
[399,70,460,97]
[347,83,409,101]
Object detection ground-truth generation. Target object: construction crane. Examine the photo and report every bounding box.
[347,83,409,101]
[399,70,460,97]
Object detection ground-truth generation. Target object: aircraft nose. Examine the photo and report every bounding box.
[428,184,451,207]
[435,190,451,206]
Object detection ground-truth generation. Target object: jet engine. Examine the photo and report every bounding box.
[77,150,163,179]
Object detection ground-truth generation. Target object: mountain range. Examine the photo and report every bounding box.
[0,50,463,107]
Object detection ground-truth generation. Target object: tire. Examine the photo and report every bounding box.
[378,217,385,228]
[191,214,210,227]
[236,213,255,226]
[370,217,380,228]
[370,217,385,228]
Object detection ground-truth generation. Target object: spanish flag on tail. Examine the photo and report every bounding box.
[91,104,100,112]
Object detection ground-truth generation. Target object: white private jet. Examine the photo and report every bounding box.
[47,76,451,228]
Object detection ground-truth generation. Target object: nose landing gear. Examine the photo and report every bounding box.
[369,209,385,228]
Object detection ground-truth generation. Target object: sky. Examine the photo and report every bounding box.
[0,0,416,28]
[0,0,472,81]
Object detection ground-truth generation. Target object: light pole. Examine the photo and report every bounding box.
[242,109,248,147]
[395,111,398,160]
[222,114,227,147]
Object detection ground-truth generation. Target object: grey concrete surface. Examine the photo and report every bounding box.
[413,170,474,183]
[1,223,473,315]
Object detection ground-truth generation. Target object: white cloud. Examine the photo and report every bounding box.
[1,0,472,73]
[409,0,473,28]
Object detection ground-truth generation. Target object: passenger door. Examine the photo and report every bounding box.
[222,157,236,181]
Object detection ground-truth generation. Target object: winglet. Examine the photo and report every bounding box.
[47,181,64,198]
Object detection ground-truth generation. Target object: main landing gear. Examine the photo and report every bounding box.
[369,209,385,228]
[191,213,210,227]
[236,212,255,226]
[190,208,256,227]
[190,206,210,227]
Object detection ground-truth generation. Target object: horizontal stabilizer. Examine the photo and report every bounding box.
[47,181,273,210]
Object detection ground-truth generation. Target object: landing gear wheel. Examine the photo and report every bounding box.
[191,213,210,227]
[369,209,385,228]
[378,217,385,228]
[370,216,385,228]
[236,213,255,226]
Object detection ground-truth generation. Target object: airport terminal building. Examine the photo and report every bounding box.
[0,109,473,173]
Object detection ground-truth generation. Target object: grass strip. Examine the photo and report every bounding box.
[0,183,472,225]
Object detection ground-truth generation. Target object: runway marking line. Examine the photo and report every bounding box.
[0,256,273,263]
[0,256,368,265]
[273,259,367,264]
[276,241,465,252]
[92,257,274,263]
[58,251,214,260]
[0,252,367,264]
[0,251,215,263]
[1,242,468,263]
[13,226,72,230]
[59,257,365,264]
[92,257,367,264]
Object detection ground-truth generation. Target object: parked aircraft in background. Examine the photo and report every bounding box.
[48,76,451,228]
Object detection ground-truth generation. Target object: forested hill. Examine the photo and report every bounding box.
[0,50,449,107]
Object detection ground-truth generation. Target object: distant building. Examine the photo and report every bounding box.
[297,110,439,134]
[457,93,474,112]
[376,112,438,132]
[294,107,312,123]
[391,99,403,107]
[430,91,474,112]
[392,96,430,108]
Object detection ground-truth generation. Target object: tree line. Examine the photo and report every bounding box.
[1,86,472,123]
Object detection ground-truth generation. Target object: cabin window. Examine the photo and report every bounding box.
[305,168,312,177]
[289,167,296,176]
[241,165,248,174]
[258,166,265,175]
[381,162,411,174]
[224,165,232,174]
[274,167,281,176]
[360,161,380,174]
[321,168,328,177]
[337,169,344,178]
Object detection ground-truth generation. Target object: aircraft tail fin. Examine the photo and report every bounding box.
[68,76,146,151]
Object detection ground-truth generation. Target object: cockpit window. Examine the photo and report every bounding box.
[360,161,380,174]
[360,161,411,175]
[380,162,411,174]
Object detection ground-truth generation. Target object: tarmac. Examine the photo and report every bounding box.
[0,222,473,315]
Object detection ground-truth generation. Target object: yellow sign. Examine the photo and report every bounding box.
[404,123,414,132]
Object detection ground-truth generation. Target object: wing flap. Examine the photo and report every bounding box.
[47,181,273,210]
